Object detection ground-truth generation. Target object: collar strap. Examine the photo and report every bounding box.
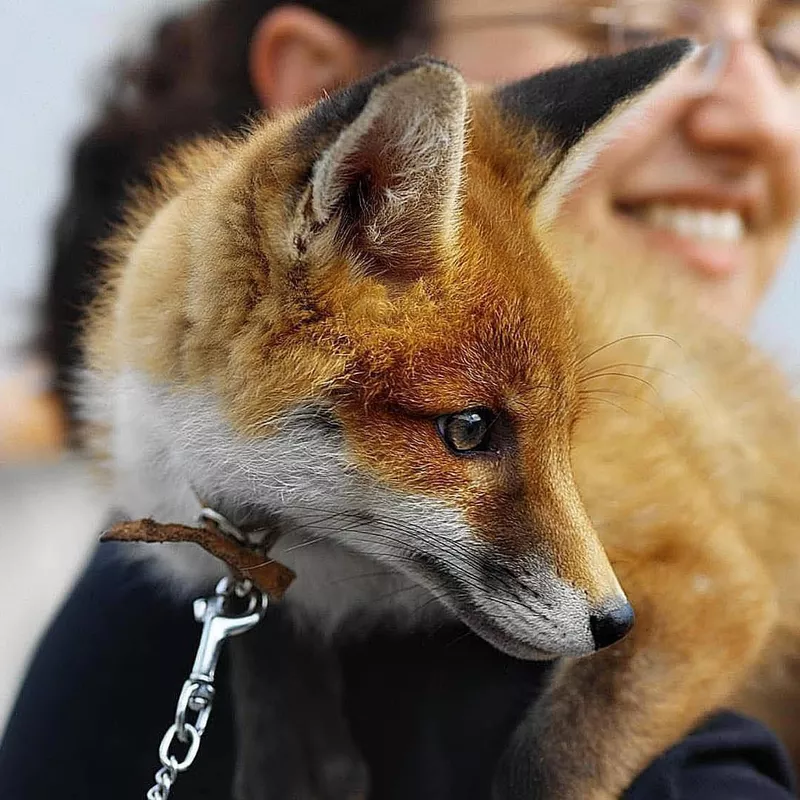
[101,511,295,599]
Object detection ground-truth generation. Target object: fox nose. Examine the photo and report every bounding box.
[590,601,635,650]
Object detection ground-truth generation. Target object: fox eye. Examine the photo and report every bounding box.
[437,408,496,454]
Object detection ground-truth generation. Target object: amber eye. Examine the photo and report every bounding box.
[436,408,496,454]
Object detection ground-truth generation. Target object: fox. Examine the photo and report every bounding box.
[82,40,800,799]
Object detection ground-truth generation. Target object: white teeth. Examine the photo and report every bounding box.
[636,204,745,243]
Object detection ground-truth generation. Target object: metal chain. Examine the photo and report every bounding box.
[145,574,268,799]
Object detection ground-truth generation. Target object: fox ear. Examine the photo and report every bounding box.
[493,39,697,228]
[293,58,468,282]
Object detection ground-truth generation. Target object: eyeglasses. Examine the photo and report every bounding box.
[438,1,800,92]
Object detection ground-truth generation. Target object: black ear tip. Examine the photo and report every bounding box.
[404,55,460,73]
[618,36,698,74]
[493,37,699,151]
[656,36,697,58]
[390,56,466,93]
[294,57,464,152]
[389,56,465,88]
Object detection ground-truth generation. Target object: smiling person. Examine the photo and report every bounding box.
[431,0,800,327]
[3,0,800,798]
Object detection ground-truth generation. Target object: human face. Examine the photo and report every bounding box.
[431,0,800,327]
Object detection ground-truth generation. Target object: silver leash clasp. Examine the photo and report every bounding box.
[146,575,268,800]
[193,578,267,685]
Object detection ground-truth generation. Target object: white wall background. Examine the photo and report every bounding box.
[1,0,799,376]
[0,0,196,375]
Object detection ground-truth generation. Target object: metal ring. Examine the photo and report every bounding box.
[175,680,214,739]
[199,507,244,540]
[159,723,201,772]
[233,578,254,598]
[154,765,176,791]
[214,576,265,616]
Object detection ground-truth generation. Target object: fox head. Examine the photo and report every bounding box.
[88,41,695,659]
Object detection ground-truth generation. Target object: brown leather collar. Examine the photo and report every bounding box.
[101,515,295,599]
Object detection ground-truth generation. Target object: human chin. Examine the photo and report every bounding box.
[694,277,759,329]
[609,198,750,280]
[611,205,787,327]
[551,195,752,327]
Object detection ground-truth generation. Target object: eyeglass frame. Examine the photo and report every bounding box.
[430,0,800,92]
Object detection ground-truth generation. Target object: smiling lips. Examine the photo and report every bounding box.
[635,203,745,244]
[618,200,751,277]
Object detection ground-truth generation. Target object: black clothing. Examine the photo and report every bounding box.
[0,545,796,799]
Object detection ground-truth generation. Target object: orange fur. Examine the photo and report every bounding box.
[85,56,800,798]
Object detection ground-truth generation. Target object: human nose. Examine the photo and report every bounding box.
[684,39,798,162]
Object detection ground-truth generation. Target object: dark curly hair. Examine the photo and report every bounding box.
[41,0,429,435]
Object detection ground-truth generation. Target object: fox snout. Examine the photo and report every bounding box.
[590,599,636,651]
[444,564,633,661]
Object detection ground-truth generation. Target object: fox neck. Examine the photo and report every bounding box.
[94,367,451,636]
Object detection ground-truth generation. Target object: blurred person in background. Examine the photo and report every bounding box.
[1,0,799,797]
[0,365,64,460]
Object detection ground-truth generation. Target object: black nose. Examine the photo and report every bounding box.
[590,601,635,650]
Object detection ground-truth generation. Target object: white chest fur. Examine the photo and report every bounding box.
[91,370,455,634]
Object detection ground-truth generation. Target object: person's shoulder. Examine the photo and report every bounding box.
[626,711,797,799]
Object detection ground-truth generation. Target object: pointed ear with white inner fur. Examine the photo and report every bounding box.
[294,59,468,283]
[493,39,699,230]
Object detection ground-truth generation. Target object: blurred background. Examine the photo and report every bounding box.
[1,0,799,736]
[0,0,199,734]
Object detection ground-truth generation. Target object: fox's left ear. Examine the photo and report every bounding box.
[493,39,697,229]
